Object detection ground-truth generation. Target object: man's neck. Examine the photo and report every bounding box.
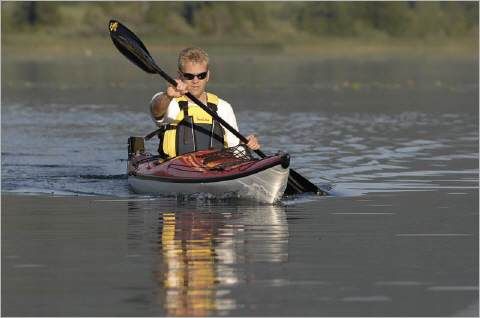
[187,92,207,104]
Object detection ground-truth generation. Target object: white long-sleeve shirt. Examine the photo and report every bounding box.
[150,92,240,147]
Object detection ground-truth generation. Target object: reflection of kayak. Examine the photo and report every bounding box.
[127,138,290,204]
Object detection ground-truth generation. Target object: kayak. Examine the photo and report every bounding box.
[127,138,290,204]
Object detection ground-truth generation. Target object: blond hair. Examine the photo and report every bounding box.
[178,47,209,71]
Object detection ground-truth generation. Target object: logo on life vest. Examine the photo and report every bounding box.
[109,21,118,32]
[194,116,211,124]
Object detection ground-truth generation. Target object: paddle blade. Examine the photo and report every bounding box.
[109,20,159,74]
[285,169,328,196]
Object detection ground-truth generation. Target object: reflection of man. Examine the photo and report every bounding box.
[149,47,260,159]
[151,206,289,316]
[155,212,224,316]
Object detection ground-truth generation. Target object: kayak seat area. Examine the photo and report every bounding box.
[202,145,257,171]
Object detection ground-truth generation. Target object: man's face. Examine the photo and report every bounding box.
[179,61,209,98]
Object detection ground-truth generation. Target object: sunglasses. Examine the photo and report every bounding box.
[180,70,208,80]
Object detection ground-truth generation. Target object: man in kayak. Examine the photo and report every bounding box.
[150,47,260,159]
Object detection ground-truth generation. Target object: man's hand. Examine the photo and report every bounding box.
[245,134,260,150]
[151,80,189,120]
[166,79,188,98]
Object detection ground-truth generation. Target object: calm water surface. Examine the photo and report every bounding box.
[1,52,478,316]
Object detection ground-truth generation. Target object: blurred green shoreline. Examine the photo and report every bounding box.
[2,2,478,61]
[2,32,478,61]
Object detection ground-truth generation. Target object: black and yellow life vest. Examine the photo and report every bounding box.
[161,93,226,158]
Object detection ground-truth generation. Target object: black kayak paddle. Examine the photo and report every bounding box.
[108,20,326,196]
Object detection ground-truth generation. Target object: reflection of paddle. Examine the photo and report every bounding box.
[108,20,326,196]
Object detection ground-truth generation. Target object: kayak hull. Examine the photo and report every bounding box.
[127,146,290,204]
[128,163,289,204]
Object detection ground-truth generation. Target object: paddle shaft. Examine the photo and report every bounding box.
[155,73,322,194]
[149,53,323,194]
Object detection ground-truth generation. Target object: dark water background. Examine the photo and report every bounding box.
[2,52,478,316]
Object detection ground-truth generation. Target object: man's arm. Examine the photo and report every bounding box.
[150,80,188,120]
[218,100,260,150]
[150,93,172,120]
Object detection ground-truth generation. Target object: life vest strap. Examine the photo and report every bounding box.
[177,94,218,113]
[179,100,189,118]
